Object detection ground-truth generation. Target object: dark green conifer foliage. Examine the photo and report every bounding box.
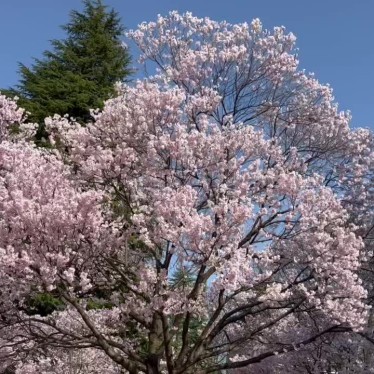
[3,0,131,132]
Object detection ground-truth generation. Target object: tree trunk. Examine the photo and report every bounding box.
[146,354,160,374]
[147,313,163,374]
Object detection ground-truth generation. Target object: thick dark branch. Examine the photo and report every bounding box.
[62,292,145,373]
[205,325,347,372]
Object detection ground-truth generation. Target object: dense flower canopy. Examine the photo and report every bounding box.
[0,12,373,374]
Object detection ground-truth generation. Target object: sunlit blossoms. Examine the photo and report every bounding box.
[0,11,374,374]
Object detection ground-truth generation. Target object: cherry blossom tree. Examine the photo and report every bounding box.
[0,12,373,373]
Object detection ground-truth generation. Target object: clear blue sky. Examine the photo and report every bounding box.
[1,0,373,128]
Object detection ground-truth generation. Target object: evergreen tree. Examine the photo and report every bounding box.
[3,0,131,131]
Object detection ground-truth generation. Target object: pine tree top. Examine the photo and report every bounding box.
[2,0,131,129]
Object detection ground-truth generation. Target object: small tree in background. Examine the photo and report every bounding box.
[3,0,131,135]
